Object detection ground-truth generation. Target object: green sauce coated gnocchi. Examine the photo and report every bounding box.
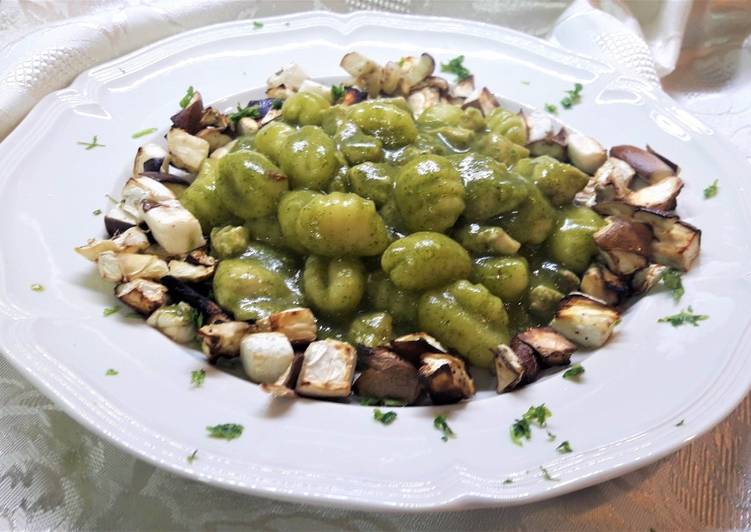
[195,94,606,372]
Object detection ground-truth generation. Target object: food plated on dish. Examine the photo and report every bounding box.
[75,50,701,409]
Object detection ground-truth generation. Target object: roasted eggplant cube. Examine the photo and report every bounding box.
[354,348,422,405]
[550,293,620,348]
[295,340,356,399]
[240,332,295,384]
[515,327,576,367]
[418,353,475,405]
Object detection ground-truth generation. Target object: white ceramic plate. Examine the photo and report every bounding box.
[1,11,750,512]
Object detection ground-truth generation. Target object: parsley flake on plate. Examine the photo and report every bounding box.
[440,55,471,81]
[187,449,198,464]
[92,208,102,216]
[131,127,157,139]
[77,136,105,150]
[105,369,119,376]
[30,283,44,292]
[524,404,552,427]
[540,466,559,481]
[433,415,456,442]
[503,478,514,485]
[191,369,206,388]
[703,179,719,199]
[658,306,708,327]
[546,430,557,442]
[253,21,264,29]
[560,82,583,109]
[510,418,531,446]
[562,363,585,380]
[179,86,195,109]
[373,408,398,425]
[103,306,119,317]
[544,103,558,114]
[675,419,685,427]
[659,268,685,302]
[206,423,244,440]
[556,441,573,454]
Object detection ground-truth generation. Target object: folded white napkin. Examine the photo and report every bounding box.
[0,0,696,140]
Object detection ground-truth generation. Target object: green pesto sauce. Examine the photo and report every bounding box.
[183,98,601,367]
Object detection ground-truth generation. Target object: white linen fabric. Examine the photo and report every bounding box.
[1,0,750,530]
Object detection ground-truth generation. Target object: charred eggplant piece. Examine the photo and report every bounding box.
[161,275,231,324]
[295,340,356,399]
[390,332,447,366]
[133,143,169,178]
[550,293,620,348]
[261,353,304,398]
[199,321,254,362]
[610,145,675,183]
[418,353,475,405]
[240,332,295,383]
[566,133,607,175]
[580,263,629,306]
[170,90,204,134]
[115,279,168,316]
[354,347,422,405]
[146,302,197,344]
[259,307,317,345]
[514,327,576,367]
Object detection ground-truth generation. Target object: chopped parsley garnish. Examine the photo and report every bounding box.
[92,208,102,216]
[675,419,685,427]
[272,98,283,110]
[521,80,530,85]
[510,418,531,446]
[131,127,157,139]
[77,136,105,150]
[359,397,406,407]
[440,55,471,81]
[657,306,708,327]
[359,397,380,406]
[524,404,552,427]
[562,364,585,380]
[228,104,261,123]
[433,415,455,442]
[544,103,558,114]
[659,269,684,302]
[546,430,556,442]
[373,408,397,425]
[206,423,244,440]
[540,466,559,481]
[556,441,573,454]
[105,194,120,204]
[103,306,119,317]
[187,450,198,463]
[510,404,552,445]
[105,368,119,376]
[179,86,195,109]
[30,283,44,292]
[503,478,514,484]
[331,84,346,102]
[191,369,206,388]
[252,21,264,29]
[560,82,583,109]
[703,179,719,199]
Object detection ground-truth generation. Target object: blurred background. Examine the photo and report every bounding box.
[1,1,751,530]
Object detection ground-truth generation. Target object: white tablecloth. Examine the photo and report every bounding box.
[2,1,750,529]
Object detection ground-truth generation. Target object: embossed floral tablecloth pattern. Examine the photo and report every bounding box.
[1,0,751,529]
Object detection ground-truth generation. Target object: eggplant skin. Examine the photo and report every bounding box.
[509,337,540,383]
[354,348,422,404]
